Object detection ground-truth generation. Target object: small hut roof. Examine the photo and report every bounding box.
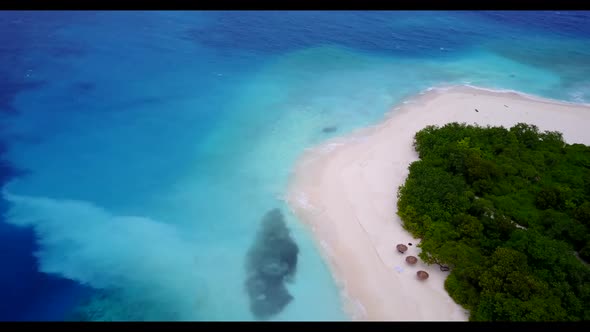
[405,256,418,265]
[396,244,408,253]
[417,270,429,280]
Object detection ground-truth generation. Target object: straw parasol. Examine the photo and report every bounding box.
[396,244,408,253]
[416,270,429,280]
[405,256,418,265]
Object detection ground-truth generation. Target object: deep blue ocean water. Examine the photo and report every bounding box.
[1,11,589,321]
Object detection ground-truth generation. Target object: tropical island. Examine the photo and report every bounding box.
[397,122,590,321]
[287,85,590,321]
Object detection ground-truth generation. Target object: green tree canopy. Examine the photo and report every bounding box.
[397,122,590,321]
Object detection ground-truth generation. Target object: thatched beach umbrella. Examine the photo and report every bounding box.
[417,270,429,280]
[405,256,418,265]
[396,244,408,253]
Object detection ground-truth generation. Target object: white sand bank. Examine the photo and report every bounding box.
[285,85,590,321]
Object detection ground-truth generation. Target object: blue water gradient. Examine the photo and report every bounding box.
[1,11,589,321]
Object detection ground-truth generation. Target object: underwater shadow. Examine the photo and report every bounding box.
[245,208,299,320]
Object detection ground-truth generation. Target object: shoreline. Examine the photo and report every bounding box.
[285,85,590,321]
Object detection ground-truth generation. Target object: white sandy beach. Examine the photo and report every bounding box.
[285,85,590,321]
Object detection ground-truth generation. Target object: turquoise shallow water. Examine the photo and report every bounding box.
[1,11,590,321]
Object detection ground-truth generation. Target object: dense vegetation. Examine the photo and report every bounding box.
[397,122,590,321]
